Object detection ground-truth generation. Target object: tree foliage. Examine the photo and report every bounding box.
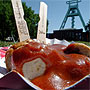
[85,19,90,31]
[0,0,17,41]
[0,0,47,41]
[23,2,39,39]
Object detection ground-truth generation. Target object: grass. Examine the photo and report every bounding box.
[0,41,15,47]
[75,41,90,46]
[0,40,90,47]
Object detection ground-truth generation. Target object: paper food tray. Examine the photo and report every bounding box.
[0,38,90,89]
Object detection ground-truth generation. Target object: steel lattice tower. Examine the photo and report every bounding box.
[59,0,86,31]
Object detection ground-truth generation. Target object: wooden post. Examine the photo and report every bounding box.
[11,0,30,42]
[37,2,48,44]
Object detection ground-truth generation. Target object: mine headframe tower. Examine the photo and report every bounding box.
[59,0,86,31]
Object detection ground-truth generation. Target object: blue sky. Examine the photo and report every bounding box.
[22,0,90,33]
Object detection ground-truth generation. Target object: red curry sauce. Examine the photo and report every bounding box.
[12,42,90,90]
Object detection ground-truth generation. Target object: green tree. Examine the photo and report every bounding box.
[85,19,90,31]
[0,0,18,41]
[23,2,40,39]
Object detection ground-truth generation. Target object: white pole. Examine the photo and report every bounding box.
[11,0,30,42]
[37,2,48,44]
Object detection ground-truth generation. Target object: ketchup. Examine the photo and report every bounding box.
[12,42,90,90]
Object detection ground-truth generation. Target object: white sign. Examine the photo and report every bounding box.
[37,2,48,44]
[11,0,30,42]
